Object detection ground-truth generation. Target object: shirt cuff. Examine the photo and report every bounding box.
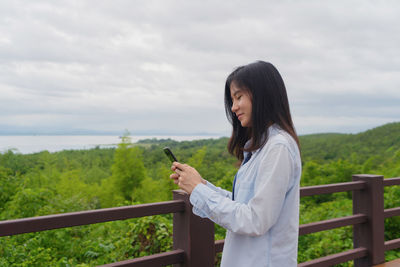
[205,180,219,191]
[189,183,213,209]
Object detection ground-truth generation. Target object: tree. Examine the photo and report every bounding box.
[111,134,147,201]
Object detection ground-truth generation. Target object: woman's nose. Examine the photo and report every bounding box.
[231,101,238,113]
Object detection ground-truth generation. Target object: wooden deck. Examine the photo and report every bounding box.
[374,259,400,266]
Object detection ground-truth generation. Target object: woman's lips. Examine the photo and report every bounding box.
[237,114,243,120]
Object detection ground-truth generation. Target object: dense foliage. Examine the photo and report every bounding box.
[1,122,400,266]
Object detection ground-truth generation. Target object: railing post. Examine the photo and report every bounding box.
[352,174,385,266]
[173,190,215,267]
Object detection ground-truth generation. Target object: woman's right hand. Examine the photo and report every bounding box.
[170,171,180,185]
[170,162,206,194]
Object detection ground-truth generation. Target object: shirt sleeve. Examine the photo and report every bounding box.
[205,181,232,198]
[189,144,294,236]
[190,181,232,217]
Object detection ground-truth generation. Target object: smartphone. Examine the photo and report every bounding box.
[163,147,178,162]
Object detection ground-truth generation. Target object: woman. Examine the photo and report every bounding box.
[170,61,301,266]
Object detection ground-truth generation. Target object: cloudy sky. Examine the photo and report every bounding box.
[1,0,399,136]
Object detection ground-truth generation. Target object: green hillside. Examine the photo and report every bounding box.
[299,122,400,186]
[298,122,400,264]
[0,122,399,266]
[300,122,400,162]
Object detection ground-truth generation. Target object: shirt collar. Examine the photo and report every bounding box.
[243,124,279,156]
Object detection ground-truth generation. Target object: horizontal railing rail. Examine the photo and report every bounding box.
[99,249,185,267]
[300,180,366,197]
[1,174,399,266]
[383,177,400,186]
[384,207,400,219]
[0,200,185,237]
[299,214,367,236]
[214,239,224,254]
[298,247,369,267]
[384,238,400,251]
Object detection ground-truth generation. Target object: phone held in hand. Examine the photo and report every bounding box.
[163,147,178,163]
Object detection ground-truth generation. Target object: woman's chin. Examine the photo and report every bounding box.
[240,122,249,127]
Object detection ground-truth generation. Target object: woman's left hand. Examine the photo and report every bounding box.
[170,162,205,194]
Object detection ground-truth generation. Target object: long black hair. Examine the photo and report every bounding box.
[224,61,300,161]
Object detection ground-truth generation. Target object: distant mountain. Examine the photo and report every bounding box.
[300,122,400,162]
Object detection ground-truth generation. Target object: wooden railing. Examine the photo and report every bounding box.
[297,175,400,266]
[1,174,400,266]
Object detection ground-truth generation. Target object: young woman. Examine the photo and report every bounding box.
[170,61,301,266]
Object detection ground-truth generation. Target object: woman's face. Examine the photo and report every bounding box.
[230,82,252,127]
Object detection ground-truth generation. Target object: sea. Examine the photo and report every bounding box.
[0,135,223,154]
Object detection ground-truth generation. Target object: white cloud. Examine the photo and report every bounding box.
[0,0,399,135]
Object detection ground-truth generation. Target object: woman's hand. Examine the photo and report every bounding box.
[170,162,206,194]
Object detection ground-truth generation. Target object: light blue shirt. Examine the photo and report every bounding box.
[190,125,302,267]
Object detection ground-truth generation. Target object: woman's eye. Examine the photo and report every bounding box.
[237,95,242,100]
